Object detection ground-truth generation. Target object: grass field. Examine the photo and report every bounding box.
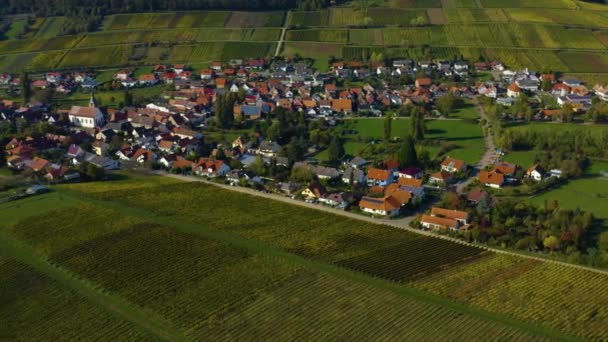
[0,174,605,339]
[331,118,484,164]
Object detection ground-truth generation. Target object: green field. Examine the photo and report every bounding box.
[0,174,606,340]
[325,118,484,164]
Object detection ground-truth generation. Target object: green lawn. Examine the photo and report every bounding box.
[337,118,484,164]
[0,191,83,226]
[4,18,28,39]
[502,151,537,168]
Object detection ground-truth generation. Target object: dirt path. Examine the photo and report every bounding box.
[156,171,608,277]
[275,11,289,57]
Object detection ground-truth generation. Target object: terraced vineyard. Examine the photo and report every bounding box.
[1,175,603,339]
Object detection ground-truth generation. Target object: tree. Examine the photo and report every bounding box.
[21,72,31,105]
[397,135,417,168]
[561,103,574,123]
[383,113,393,142]
[436,93,455,117]
[124,90,133,106]
[543,235,560,252]
[214,93,235,129]
[291,165,315,183]
[410,107,426,140]
[327,136,345,164]
[32,88,54,104]
[541,78,552,91]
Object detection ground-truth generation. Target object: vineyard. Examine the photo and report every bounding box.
[0,175,607,339]
[0,255,154,340]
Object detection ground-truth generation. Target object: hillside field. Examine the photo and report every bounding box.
[0,1,607,79]
[0,173,607,340]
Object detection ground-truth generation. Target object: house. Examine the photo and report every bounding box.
[83,153,119,170]
[478,170,505,188]
[421,215,459,231]
[193,158,230,177]
[415,78,432,88]
[258,140,281,157]
[302,182,327,199]
[396,177,425,199]
[359,196,401,216]
[114,69,132,80]
[342,167,366,184]
[441,157,467,173]
[492,161,517,176]
[28,157,49,172]
[344,156,369,169]
[526,164,545,181]
[467,189,490,204]
[431,207,469,225]
[235,104,263,120]
[331,98,352,113]
[507,83,521,98]
[398,167,423,179]
[429,170,452,185]
[279,181,301,194]
[319,192,349,207]
[367,168,393,187]
[68,100,104,128]
[138,73,158,86]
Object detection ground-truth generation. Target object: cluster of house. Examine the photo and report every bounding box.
[0,72,99,95]
[477,159,561,189]
[475,66,607,118]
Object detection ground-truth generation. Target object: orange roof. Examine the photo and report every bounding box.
[430,170,452,180]
[431,207,468,221]
[478,170,504,186]
[172,158,194,169]
[492,162,517,175]
[421,215,458,229]
[331,98,352,111]
[398,178,423,187]
[542,109,561,117]
[158,140,174,149]
[367,168,391,181]
[216,78,227,87]
[359,196,401,211]
[385,159,399,170]
[30,157,49,172]
[508,83,521,92]
[385,188,412,205]
[416,78,432,87]
[441,157,466,170]
[138,73,156,81]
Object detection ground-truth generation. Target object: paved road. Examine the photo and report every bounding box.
[155,171,608,276]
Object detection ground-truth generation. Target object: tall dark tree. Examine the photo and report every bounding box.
[21,72,30,105]
[327,136,345,164]
[410,107,426,141]
[124,90,133,106]
[215,93,235,129]
[397,135,417,168]
[384,112,393,142]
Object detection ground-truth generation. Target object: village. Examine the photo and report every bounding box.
[1,56,606,235]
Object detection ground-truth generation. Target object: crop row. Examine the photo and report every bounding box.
[413,254,608,340]
[0,255,154,340]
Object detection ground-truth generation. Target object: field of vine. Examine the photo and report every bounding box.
[414,254,608,340]
[0,255,154,340]
[0,176,607,339]
[288,10,330,27]
[286,29,348,43]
